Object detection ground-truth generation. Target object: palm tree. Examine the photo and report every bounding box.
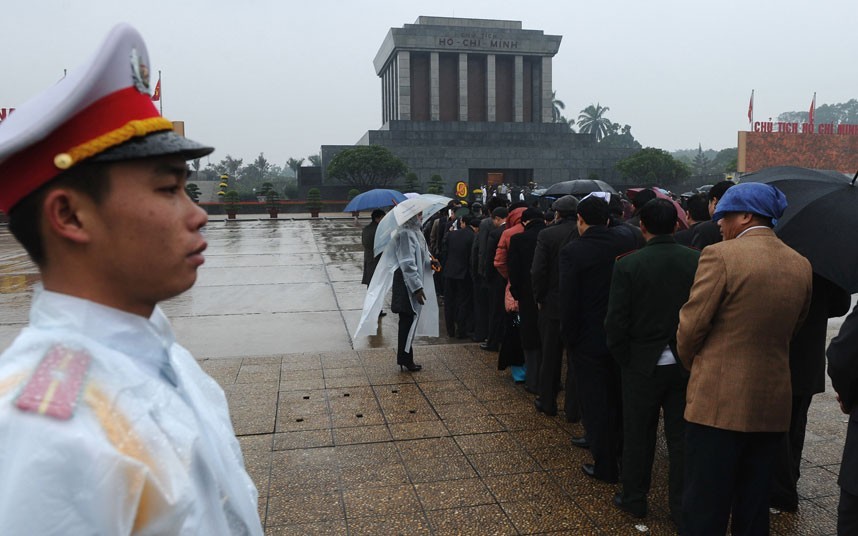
[286,157,305,178]
[577,103,612,141]
[307,154,322,167]
[551,91,566,123]
[558,115,576,132]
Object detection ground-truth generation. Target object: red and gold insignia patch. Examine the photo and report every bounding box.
[15,345,92,420]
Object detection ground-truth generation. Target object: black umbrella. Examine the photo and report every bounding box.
[741,166,858,292]
[541,179,617,199]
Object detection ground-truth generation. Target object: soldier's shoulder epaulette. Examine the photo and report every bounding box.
[15,345,92,420]
[615,249,640,261]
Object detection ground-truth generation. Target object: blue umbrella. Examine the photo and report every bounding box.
[343,188,407,212]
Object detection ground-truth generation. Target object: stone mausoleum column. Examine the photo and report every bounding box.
[487,54,496,122]
[459,53,468,121]
[398,51,411,121]
[430,52,440,121]
[514,55,524,122]
[381,69,390,124]
[541,56,553,123]
[390,61,397,121]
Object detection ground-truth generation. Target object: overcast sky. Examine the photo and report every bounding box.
[4,0,856,168]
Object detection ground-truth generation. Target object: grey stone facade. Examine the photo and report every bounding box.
[317,16,635,192]
[322,121,632,188]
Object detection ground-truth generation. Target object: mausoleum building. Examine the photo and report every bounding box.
[319,16,633,191]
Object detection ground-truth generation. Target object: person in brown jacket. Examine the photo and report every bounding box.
[676,182,812,536]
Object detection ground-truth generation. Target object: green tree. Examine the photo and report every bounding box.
[551,90,566,123]
[215,155,243,182]
[326,145,408,189]
[286,157,305,178]
[403,172,421,193]
[615,147,691,186]
[577,103,612,141]
[426,174,444,195]
[200,163,220,181]
[599,123,641,149]
[692,144,712,176]
[191,159,201,181]
[778,98,858,125]
[283,180,298,200]
[243,153,270,183]
[347,188,360,200]
[307,154,322,167]
[710,147,738,173]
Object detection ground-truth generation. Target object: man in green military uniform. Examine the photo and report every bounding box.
[604,198,700,529]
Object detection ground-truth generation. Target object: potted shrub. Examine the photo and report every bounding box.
[259,182,280,218]
[185,183,201,203]
[223,190,240,219]
[347,188,360,217]
[306,188,323,218]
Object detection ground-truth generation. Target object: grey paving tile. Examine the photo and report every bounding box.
[346,513,430,535]
[342,484,422,519]
[426,504,517,535]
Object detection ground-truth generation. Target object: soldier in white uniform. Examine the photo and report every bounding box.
[0,24,263,535]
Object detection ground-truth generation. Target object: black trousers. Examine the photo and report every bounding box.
[472,276,488,341]
[537,315,580,421]
[683,422,782,536]
[396,312,415,365]
[573,351,622,482]
[840,488,858,536]
[771,393,814,510]
[620,364,687,522]
[433,269,445,297]
[444,276,472,338]
[485,277,506,349]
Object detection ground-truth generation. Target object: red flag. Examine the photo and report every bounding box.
[151,78,161,102]
[747,89,754,124]
[809,92,816,126]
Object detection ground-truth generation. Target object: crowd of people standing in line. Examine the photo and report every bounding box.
[359,179,858,535]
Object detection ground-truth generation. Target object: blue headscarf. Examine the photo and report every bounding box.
[712,182,788,225]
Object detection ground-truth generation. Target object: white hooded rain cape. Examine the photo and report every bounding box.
[354,195,452,351]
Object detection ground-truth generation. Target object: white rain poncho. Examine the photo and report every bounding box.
[354,215,438,351]
[0,287,263,535]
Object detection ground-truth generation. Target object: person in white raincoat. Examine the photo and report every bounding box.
[0,24,262,535]
[354,214,439,371]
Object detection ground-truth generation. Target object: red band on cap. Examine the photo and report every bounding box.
[0,87,163,212]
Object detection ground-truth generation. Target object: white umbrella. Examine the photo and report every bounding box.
[403,192,420,199]
[373,194,452,257]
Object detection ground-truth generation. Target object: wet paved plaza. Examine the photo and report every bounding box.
[0,215,850,535]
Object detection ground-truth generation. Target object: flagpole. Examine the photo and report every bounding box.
[158,70,162,116]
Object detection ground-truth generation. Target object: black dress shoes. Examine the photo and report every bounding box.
[581,463,618,484]
[769,501,798,513]
[613,493,646,518]
[398,362,422,372]
[479,343,498,351]
[570,436,590,449]
[534,398,557,416]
